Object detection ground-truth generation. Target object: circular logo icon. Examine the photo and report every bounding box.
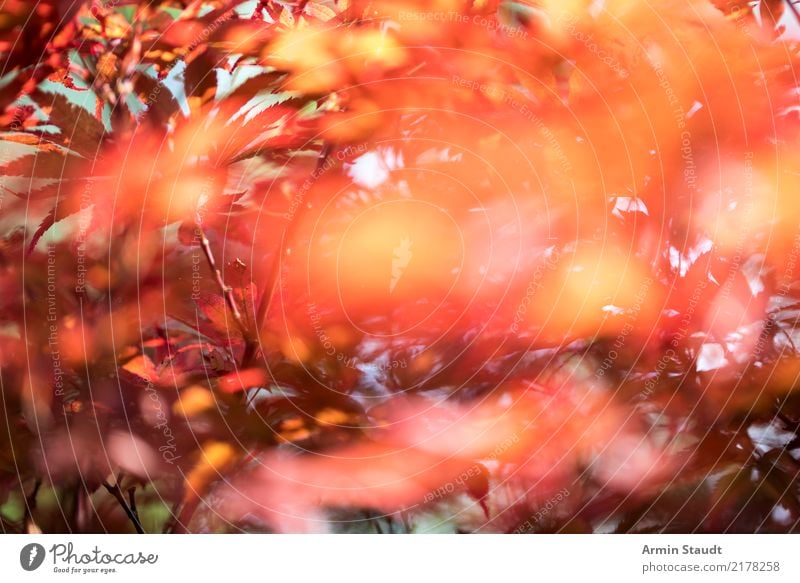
[20,543,46,571]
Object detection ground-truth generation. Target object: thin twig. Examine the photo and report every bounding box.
[103,476,144,534]
[127,486,140,523]
[196,224,256,361]
[787,1,800,27]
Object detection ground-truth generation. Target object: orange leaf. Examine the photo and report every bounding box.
[217,368,267,394]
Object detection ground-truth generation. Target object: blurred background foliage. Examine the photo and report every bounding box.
[1,0,800,533]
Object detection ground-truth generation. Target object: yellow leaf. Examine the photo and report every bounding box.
[279,7,296,28]
[305,2,337,22]
[173,386,216,418]
[184,441,239,502]
[315,408,352,426]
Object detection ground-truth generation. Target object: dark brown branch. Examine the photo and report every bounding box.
[127,486,140,523]
[103,476,144,534]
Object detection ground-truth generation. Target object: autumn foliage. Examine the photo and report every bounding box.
[1,0,800,533]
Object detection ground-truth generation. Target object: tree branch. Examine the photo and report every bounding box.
[787,1,800,27]
[127,486,140,524]
[103,475,144,534]
[196,223,256,363]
